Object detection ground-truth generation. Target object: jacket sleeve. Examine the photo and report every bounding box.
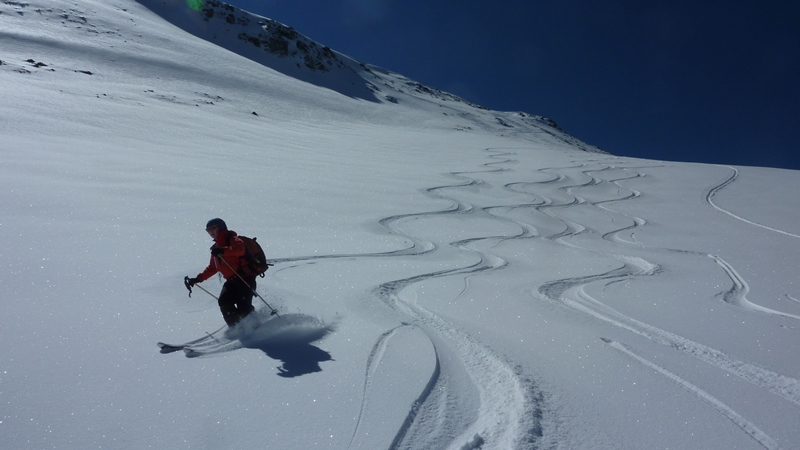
[197,256,219,281]
[197,235,246,281]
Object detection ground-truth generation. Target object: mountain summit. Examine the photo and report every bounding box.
[139,0,378,101]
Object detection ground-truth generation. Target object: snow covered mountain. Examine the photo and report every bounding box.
[2,1,800,449]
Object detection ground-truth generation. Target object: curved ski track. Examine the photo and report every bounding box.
[707,166,800,239]
[271,149,546,449]
[354,153,542,450]
[601,338,780,450]
[526,157,800,448]
[360,150,547,450]
[273,149,798,449]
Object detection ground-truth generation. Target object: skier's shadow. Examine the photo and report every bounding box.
[256,339,333,378]
[241,316,335,378]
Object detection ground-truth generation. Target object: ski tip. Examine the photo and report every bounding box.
[158,342,184,354]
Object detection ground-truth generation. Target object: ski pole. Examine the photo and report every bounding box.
[215,256,279,316]
[184,276,220,301]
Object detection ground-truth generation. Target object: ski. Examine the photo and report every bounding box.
[157,342,190,353]
[157,324,226,354]
[158,311,275,355]
[181,337,240,357]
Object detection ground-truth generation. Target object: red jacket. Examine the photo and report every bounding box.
[197,230,246,281]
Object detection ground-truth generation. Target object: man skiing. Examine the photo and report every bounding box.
[186,218,256,326]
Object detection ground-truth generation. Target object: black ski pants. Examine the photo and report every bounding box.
[218,275,256,326]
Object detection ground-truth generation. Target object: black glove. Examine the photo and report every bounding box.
[186,276,201,287]
[210,246,225,257]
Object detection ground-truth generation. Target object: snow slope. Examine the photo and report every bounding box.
[1,1,799,449]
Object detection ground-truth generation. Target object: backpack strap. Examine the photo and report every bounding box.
[225,233,250,275]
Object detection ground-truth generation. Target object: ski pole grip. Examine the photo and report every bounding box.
[184,276,193,297]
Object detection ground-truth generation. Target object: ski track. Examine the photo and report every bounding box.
[349,326,401,447]
[542,279,800,408]
[710,254,800,320]
[386,334,442,450]
[371,149,546,450]
[268,149,799,448]
[375,280,542,450]
[270,148,546,449]
[707,166,800,239]
[602,338,780,450]
[524,157,800,420]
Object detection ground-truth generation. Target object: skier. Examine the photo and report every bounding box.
[186,218,256,326]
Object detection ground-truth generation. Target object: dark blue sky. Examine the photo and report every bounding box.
[223,1,800,170]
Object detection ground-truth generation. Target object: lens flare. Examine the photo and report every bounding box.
[187,0,204,11]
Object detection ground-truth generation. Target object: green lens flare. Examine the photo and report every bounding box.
[187,0,204,11]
